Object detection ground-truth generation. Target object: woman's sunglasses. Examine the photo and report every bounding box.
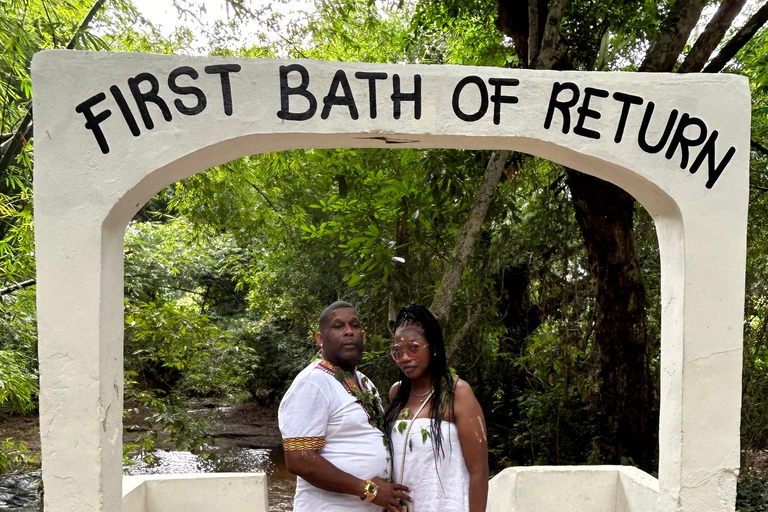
[390,342,428,361]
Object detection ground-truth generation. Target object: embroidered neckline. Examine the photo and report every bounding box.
[316,359,386,434]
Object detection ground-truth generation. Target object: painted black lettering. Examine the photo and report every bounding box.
[391,74,421,120]
[665,113,708,169]
[689,131,736,189]
[355,71,387,119]
[204,64,240,116]
[168,66,207,116]
[321,70,359,120]
[573,87,609,139]
[277,64,317,121]
[128,73,172,130]
[638,102,678,154]
[75,92,112,154]
[543,82,579,133]
[109,85,140,137]
[452,76,488,122]
[612,92,643,143]
[488,78,519,125]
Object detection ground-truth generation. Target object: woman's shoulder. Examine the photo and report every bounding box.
[451,378,481,411]
[388,380,402,401]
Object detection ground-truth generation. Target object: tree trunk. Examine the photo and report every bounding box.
[430,149,511,327]
[497,264,542,353]
[703,0,768,73]
[565,170,653,471]
[496,0,655,469]
[640,0,706,72]
[679,0,748,73]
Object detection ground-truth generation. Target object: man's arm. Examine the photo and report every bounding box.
[285,450,411,512]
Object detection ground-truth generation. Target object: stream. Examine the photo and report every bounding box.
[0,403,297,511]
[125,447,296,511]
[0,449,296,511]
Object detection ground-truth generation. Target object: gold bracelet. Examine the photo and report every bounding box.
[360,479,378,502]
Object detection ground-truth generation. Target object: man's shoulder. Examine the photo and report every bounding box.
[287,359,342,391]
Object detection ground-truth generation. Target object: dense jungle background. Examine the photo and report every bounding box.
[4,0,768,508]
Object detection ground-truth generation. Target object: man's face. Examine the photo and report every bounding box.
[317,307,364,371]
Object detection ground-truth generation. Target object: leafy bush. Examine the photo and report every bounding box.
[0,438,33,474]
[737,475,768,512]
[0,350,38,415]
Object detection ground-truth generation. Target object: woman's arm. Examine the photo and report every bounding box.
[453,379,490,512]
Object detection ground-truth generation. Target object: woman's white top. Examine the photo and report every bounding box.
[391,418,487,512]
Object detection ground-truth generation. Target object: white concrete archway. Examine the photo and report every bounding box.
[32,50,749,512]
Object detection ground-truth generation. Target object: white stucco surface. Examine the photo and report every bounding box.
[488,466,660,512]
[122,473,268,512]
[31,50,750,512]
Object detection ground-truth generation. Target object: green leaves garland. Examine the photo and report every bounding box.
[332,367,386,434]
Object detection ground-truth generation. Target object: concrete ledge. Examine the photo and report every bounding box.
[489,466,659,512]
[122,473,268,512]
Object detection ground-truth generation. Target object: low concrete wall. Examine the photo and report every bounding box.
[122,473,268,512]
[616,467,660,512]
[489,466,659,512]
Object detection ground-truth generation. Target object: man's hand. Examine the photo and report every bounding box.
[370,477,411,512]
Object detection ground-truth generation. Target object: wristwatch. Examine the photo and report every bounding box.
[360,479,378,502]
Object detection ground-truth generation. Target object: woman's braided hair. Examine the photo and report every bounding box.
[384,304,456,462]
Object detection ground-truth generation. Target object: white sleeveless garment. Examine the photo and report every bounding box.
[390,418,488,512]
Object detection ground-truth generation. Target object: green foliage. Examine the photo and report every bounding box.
[0,438,33,474]
[237,316,314,404]
[123,388,213,463]
[0,350,38,415]
[509,331,598,465]
[737,475,768,512]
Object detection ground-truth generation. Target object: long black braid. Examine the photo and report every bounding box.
[384,304,456,463]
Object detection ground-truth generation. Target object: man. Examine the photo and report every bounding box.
[279,301,411,512]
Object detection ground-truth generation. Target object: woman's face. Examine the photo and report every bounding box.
[391,323,431,381]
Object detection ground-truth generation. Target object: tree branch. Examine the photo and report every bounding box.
[495,0,529,66]
[66,0,106,49]
[447,304,482,364]
[679,0,748,73]
[751,138,768,157]
[534,0,570,69]
[0,279,36,296]
[528,0,540,66]
[640,0,706,72]
[241,175,297,244]
[0,108,32,179]
[703,0,768,73]
[0,0,107,180]
[430,149,511,327]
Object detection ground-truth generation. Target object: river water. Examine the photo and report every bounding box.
[125,447,296,511]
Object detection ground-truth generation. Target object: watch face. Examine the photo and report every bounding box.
[363,481,378,501]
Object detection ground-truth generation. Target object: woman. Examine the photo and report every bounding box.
[384,304,489,512]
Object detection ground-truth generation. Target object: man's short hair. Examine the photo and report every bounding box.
[318,301,355,331]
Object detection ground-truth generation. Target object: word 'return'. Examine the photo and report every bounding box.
[543,82,735,189]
